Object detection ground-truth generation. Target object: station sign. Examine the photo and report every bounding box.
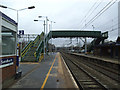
[19,30,24,35]
[0,58,14,68]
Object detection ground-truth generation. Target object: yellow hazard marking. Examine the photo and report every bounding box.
[34,52,36,58]
[41,53,58,89]
[17,43,20,47]
[39,53,44,62]
[21,41,33,57]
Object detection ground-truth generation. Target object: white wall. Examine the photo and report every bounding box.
[2,18,17,32]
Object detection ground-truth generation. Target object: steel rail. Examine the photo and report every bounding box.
[61,52,108,89]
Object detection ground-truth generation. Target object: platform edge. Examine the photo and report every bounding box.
[60,55,79,88]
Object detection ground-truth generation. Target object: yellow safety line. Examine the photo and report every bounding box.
[40,54,57,89]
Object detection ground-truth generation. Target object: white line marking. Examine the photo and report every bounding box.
[60,55,79,88]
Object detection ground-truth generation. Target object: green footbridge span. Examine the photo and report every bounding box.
[21,30,108,62]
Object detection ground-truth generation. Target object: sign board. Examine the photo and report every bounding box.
[0,58,14,68]
[19,30,24,35]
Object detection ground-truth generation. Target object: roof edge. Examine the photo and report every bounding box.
[0,11,17,25]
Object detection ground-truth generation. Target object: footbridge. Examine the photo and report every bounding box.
[48,30,103,38]
[22,30,108,62]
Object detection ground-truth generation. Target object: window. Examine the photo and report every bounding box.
[2,26,16,55]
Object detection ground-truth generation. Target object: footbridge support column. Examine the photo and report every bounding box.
[85,38,87,54]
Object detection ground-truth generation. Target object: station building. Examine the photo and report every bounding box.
[93,40,120,59]
[0,11,17,88]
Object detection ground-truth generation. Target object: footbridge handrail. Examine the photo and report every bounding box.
[88,31,108,52]
[34,40,44,61]
[34,32,44,61]
[33,35,40,46]
[21,41,33,58]
[21,34,41,58]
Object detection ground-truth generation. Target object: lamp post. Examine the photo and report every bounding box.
[0,5,35,60]
[34,20,46,60]
[38,16,49,54]
[38,16,49,34]
[50,21,56,53]
[37,16,55,54]
[0,5,35,28]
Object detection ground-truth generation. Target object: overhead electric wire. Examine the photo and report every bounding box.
[79,0,98,26]
[80,0,103,28]
[84,0,118,29]
[98,18,119,30]
[87,0,118,26]
[106,27,118,33]
[101,19,120,33]
[103,21,119,32]
[96,17,118,29]
[99,24,117,32]
[104,23,118,30]
[82,0,117,29]
[82,0,114,29]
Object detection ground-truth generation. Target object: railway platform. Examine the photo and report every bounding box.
[6,52,78,89]
[71,53,120,71]
[73,53,120,65]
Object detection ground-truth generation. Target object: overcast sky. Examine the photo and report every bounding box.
[0,0,119,47]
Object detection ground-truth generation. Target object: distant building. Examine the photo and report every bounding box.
[93,40,120,59]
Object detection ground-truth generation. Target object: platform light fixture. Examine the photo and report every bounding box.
[0,5,35,10]
[0,5,35,61]
[0,5,7,8]
[38,16,49,34]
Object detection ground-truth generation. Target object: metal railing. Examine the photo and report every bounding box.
[21,41,33,58]
[35,40,44,61]
[34,32,44,61]
[88,31,108,52]
[21,34,40,59]
[33,35,40,46]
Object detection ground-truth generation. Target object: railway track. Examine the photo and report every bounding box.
[61,52,120,89]
[69,53,120,83]
[61,52,108,90]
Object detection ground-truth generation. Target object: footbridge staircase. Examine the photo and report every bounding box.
[21,32,44,62]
